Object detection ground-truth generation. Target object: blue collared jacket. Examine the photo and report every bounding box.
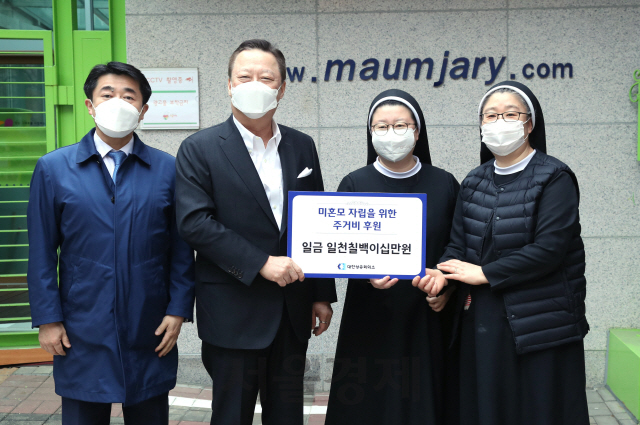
[27,129,195,405]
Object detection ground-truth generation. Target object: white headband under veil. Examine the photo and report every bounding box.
[477,85,536,129]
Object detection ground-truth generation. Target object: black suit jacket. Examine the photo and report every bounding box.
[175,115,337,349]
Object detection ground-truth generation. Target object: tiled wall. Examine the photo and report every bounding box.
[127,0,640,388]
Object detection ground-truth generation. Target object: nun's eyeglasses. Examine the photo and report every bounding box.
[480,112,530,124]
[371,122,416,136]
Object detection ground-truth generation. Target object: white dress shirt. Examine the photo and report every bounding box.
[93,132,134,178]
[233,116,284,229]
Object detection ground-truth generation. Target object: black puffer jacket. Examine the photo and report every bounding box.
[448,151,588,354]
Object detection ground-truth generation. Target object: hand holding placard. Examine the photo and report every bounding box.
[260,256,305,287]
[369,276,399,289]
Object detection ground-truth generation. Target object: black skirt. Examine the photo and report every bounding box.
[459,284,589,425]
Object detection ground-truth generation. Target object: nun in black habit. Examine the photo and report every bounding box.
[413,81,590,425]
[325,89,460,425]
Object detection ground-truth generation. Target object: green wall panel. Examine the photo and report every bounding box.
[72,31,111,141]
[607,329,640,420]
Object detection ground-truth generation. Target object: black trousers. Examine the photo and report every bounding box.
[201,307,309,425]
[61,393,169,425]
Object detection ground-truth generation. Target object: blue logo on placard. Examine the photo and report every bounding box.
[338,263,346,270]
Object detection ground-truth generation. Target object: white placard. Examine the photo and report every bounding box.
[287,191,427,279]
[139,68,199,130]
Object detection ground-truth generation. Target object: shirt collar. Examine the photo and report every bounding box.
[233,116,281,152]
[494,149,537,175]
[93,131,134,158]
[374,156,422,179]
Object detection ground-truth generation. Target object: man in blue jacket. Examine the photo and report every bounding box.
[27,62,195,425]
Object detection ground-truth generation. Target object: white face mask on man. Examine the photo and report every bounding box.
[91,98,142,138]
[481,119,530,157]
[230,81,281,119]
[372,129,416,163]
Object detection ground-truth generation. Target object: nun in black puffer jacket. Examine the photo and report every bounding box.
[413,81,589,425]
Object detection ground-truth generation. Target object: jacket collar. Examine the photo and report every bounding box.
[219,115,280,231]
[76,128,151,165]
[130,132,151,165]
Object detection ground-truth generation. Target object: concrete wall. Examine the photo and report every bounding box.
[126,0,640,389]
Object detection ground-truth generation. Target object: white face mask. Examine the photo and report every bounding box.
[230,81,281,119]
[91,98,142,139]
[372,129,416,162]
[481,119,530,157]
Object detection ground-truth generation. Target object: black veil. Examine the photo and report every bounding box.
[366,89,431,165]
[478,81,547,165]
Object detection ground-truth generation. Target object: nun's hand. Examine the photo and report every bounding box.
[412,268,446,297]
[437,260,488,286]
[311,302,333,337]
[370,276,399,289]
[427,285,456,312]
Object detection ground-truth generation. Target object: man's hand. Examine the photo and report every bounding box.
[311,302,333,337]
[155,315,184,357]
[39,322,71,356]
[369,276,399,289]
[412,268,447,297]
[259,256,305,287]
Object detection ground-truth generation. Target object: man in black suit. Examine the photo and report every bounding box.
[175,39,337,425]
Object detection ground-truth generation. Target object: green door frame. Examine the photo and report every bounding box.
[54,0,127,147]
[0,0,126,354]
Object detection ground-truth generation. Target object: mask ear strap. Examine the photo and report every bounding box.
[521,117,532,143]
[523,117,532,140]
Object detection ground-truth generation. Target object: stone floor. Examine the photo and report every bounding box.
[0,366,635,424]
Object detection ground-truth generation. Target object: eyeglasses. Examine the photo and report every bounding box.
[371,122,416,136]
[480,111,530,124]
